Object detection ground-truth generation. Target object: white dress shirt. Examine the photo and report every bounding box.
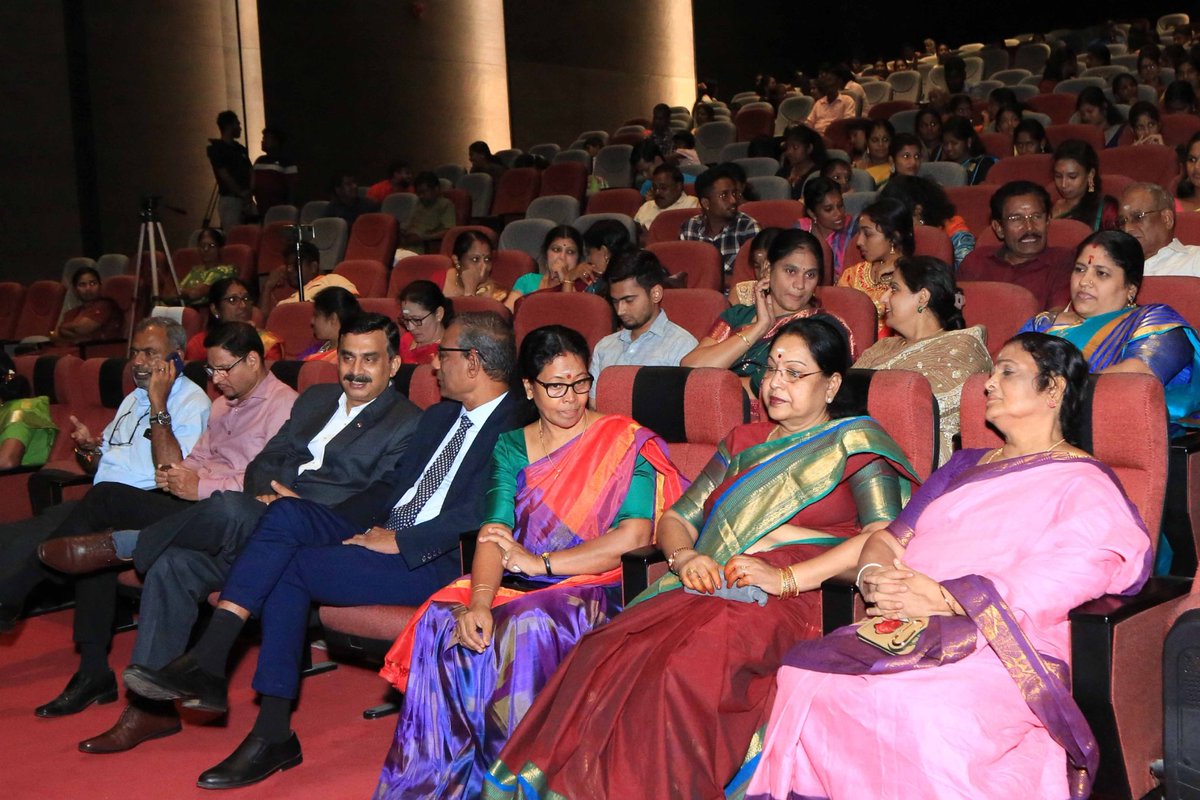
[1145,238,1200,277]
[296,393,376,474]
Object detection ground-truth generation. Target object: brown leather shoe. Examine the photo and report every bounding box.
[78,703,181,754]
[38,530,130,575]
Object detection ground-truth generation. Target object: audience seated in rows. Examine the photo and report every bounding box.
[186,277,282,360]
[50,266,123,347]
[633,164,699,236]
[260,241,358,317]
[838,197,915,336]
[681,167,761,274]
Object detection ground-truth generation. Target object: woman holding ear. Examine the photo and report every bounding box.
[375,326,685,800]
[837,198,916,337]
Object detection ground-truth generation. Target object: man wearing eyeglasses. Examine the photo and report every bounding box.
[114,313,529,787]
[681,167,760,274]
[1119,183,1200,277]
[51,313,422,759]
[0,319,209,630]
[958,180,1075,310]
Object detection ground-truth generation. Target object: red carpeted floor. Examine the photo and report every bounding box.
[0,610,399,799]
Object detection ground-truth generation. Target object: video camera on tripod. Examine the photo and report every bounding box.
[283,224,317,302]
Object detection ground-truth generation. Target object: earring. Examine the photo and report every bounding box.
[889,242,896,256]
[1127,295,1136,307]
[917,305,925,314]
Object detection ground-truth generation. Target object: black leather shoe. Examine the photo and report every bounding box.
[197,732,302,790]
[123,655,228,713]
[34,670,118,718]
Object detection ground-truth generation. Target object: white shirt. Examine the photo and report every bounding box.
[391,391,508,525]
[296,393,376,474]
[634,192,700,229]
[1145,238,1200,277]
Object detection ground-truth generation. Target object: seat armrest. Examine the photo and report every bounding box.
[458,530,478,574]
[1170,429,1200,455]
[820,576,859,634]
[35,468,93,508]
[620,546,664,605]
[77,338,128,359]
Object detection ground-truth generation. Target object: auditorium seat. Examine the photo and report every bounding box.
[344,213,398,265]
[958,280,1039,358]
[815,286,877,359]
[439,225,497,258]
[647,207,701,244]
[538,162,588,203]
[387,255,451,297]
[450,295,512,323]
[946,185,996,239]
[980,131,1012,159]
[334,260,388,297]
[443,188,472,226]
[456,172,494,219]
[734,105,775,141]
[1044,123,1104,152]
[312,217,349,274]
[357,297,401,322]
[1026,92,1077,124]
[739,199,804,229]
[513,292,613,350]
[1046,217,1092,252]
[983,153,1052,185]
[0,282,27,340]
[1099,145,1178,187]
[587,188,643,218]
[265,302,316,359]
[645,241,723,291]
[1160,113,1200,147]
[913,224,953,263]
[499,218,557,263]
[525,195,580,226]
[256,221,292,276]
[660,288,727,341]
[490,167,541,223]
[9,281,67,342]
[492,249,537,290]
[226,224,261,253]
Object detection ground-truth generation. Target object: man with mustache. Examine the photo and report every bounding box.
[45,313,419,755]
[0,318,210,633]
[958,181,1074,310]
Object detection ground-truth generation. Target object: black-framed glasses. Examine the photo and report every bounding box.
[401,312,433,329]
[205,354,246,378]
[534,376,594,398]
[1115,207,1167,227]
[756,364,823,384]
[108,409,151,447]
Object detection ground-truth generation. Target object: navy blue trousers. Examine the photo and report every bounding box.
[219,497,458,699]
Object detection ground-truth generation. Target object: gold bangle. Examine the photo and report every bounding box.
[778,566,797,599]
[734,330,754,348]
[667,546,695,573]
[471,584,496,593]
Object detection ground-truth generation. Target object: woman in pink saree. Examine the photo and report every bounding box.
[747,333,1152,800]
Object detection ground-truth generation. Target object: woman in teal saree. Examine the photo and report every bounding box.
[484,317,918,799]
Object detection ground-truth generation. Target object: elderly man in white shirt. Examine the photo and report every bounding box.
[590,251,698,400]
[1120,182,1200,276]
[634,164,700,239]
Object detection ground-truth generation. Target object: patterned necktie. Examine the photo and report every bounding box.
[386,413,474,530]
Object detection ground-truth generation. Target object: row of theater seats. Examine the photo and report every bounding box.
[0,275,137,354]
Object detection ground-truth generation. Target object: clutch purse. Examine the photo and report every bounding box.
[856,616,929,656]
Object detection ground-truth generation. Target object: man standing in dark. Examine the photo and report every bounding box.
[207,110,253,229]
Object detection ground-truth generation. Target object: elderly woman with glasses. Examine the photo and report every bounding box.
[397,280,452,364]
[185,278,282,360]
[374,325,686,800]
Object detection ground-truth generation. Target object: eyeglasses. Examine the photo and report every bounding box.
[400,312,432,329]
[757,364,823,383]
[1002,212,1047,226]
[204,354,246,378]
[534,376,594,398]
[108,409,151,447]
[1116,208,1167,227]
[220,294,254,305]
[437,346,474,360]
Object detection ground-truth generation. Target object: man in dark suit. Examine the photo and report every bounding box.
[122,311,525,789]
[58,313,419,755]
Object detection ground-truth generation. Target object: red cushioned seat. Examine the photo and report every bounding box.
[450,295,512,323]
[538,162,588,203]
[393,363,441,409]
[12,281,67,340]
[388,255,452,296]
[1046,217,1092,252]
[443,188,472,226]
[1161,113,1200,147]
[983,153,1053,186]
[1099,144,1178,187]
[256,221,292,276]
[265,302,315,359]
[739,199,804,230]
[815,285,876,359]
[659,289,728,341]
[587,188,643,218]
[958,280,1039,358]
[914,224,953,264]
[1044,123,1105,152]
[334,259,388,297]
[344,213,398,265]
[645,241,723,291]
[735,106,775,141]
[646,208,701,245]
[513,292,613,351]
[1026,92,1077,124]
[226,224,261,253]
[0,282,26,340]
[980,132,1012,159]
[490,167,541,221]
[945,185,996,240]
[492,249,536,291]
[357,297,401,321]
[868,100,917,121]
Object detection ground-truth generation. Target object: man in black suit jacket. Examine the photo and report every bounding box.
[64,313,420,755]
[123,312,526,789]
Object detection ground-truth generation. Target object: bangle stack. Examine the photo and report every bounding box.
[778,566,798,599]
[734,330,754,348]
[667,546,695,574]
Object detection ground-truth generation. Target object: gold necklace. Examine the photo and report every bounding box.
[985,437,1067,464]
[538,410,589,473]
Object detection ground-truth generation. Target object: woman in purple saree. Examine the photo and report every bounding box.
[748,333,1152,800]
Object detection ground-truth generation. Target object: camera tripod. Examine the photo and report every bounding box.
[127,196,183,349]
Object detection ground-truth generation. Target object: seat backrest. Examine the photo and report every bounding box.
[1014,42,1051,73]
[456,172,495,218]
[746,175,792,201]
[264,302,315,359]
[436,163,466,186]
[981,131,1012,159]
[393,363,441,409]
[15,280,67,339]
[1053,77,1106,95]
[552,149,591,167]
[1099,145,1178,187]
[889,108,919,135]
[886,70,922,102]
[1026,93,1078,125]
[659,288,726,341]
[63,357,129,442]
[946,185,997,240]
[735,106,775,141]
[835,368,939,479]
[733,157,781,179]
[843,190,879,219]
[739,199,803,230]
[498,218,557,262]
[333,259,388,297]
[217,243,256,284]
[593,145,635,189]
[380,193,418,228]
[917,161,968,188]
[443,188,472,226]
[984,153,1052,185]
[1045,123,1104,152]
[595,365,748,480]
[490,167,542,218]
[1161,113,1200,147]
[525,195,580,227]
[0,282,27,339]
[311,216,349,274]
[256,221,292,275]
[1174,212,1200,247]
[587,188,643,218]
[914,224,954,263]
[450,295,513,323]
[538,162,588,202]
[513,291,613,351]
[959,371,1167,534]
[492,249,537,290]
[695,121,737,164]
[1138,277,1200,330]
[867,100,916,122]
[646,241,723,291]
[344,212,398,264]
[101,274,137,324]
[574,213,637,243]
[529,143,561,162]
[95,253,130,280]
[992,68,1033,86]
[263,204,298,225]
[1046,217,1092,252]
[719,142,751,162]
[171,247,202,281]
[439,225,498,258]
[227,224,262,253]
[816,286,877,359]
[300,200,330,225]
[647,207,702,244]
[387,254,451,297]
[958,280,1039,358]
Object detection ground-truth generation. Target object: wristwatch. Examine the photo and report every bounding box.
[148,410,172,427]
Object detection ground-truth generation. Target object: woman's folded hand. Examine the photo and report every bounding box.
[675,552,721,594]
